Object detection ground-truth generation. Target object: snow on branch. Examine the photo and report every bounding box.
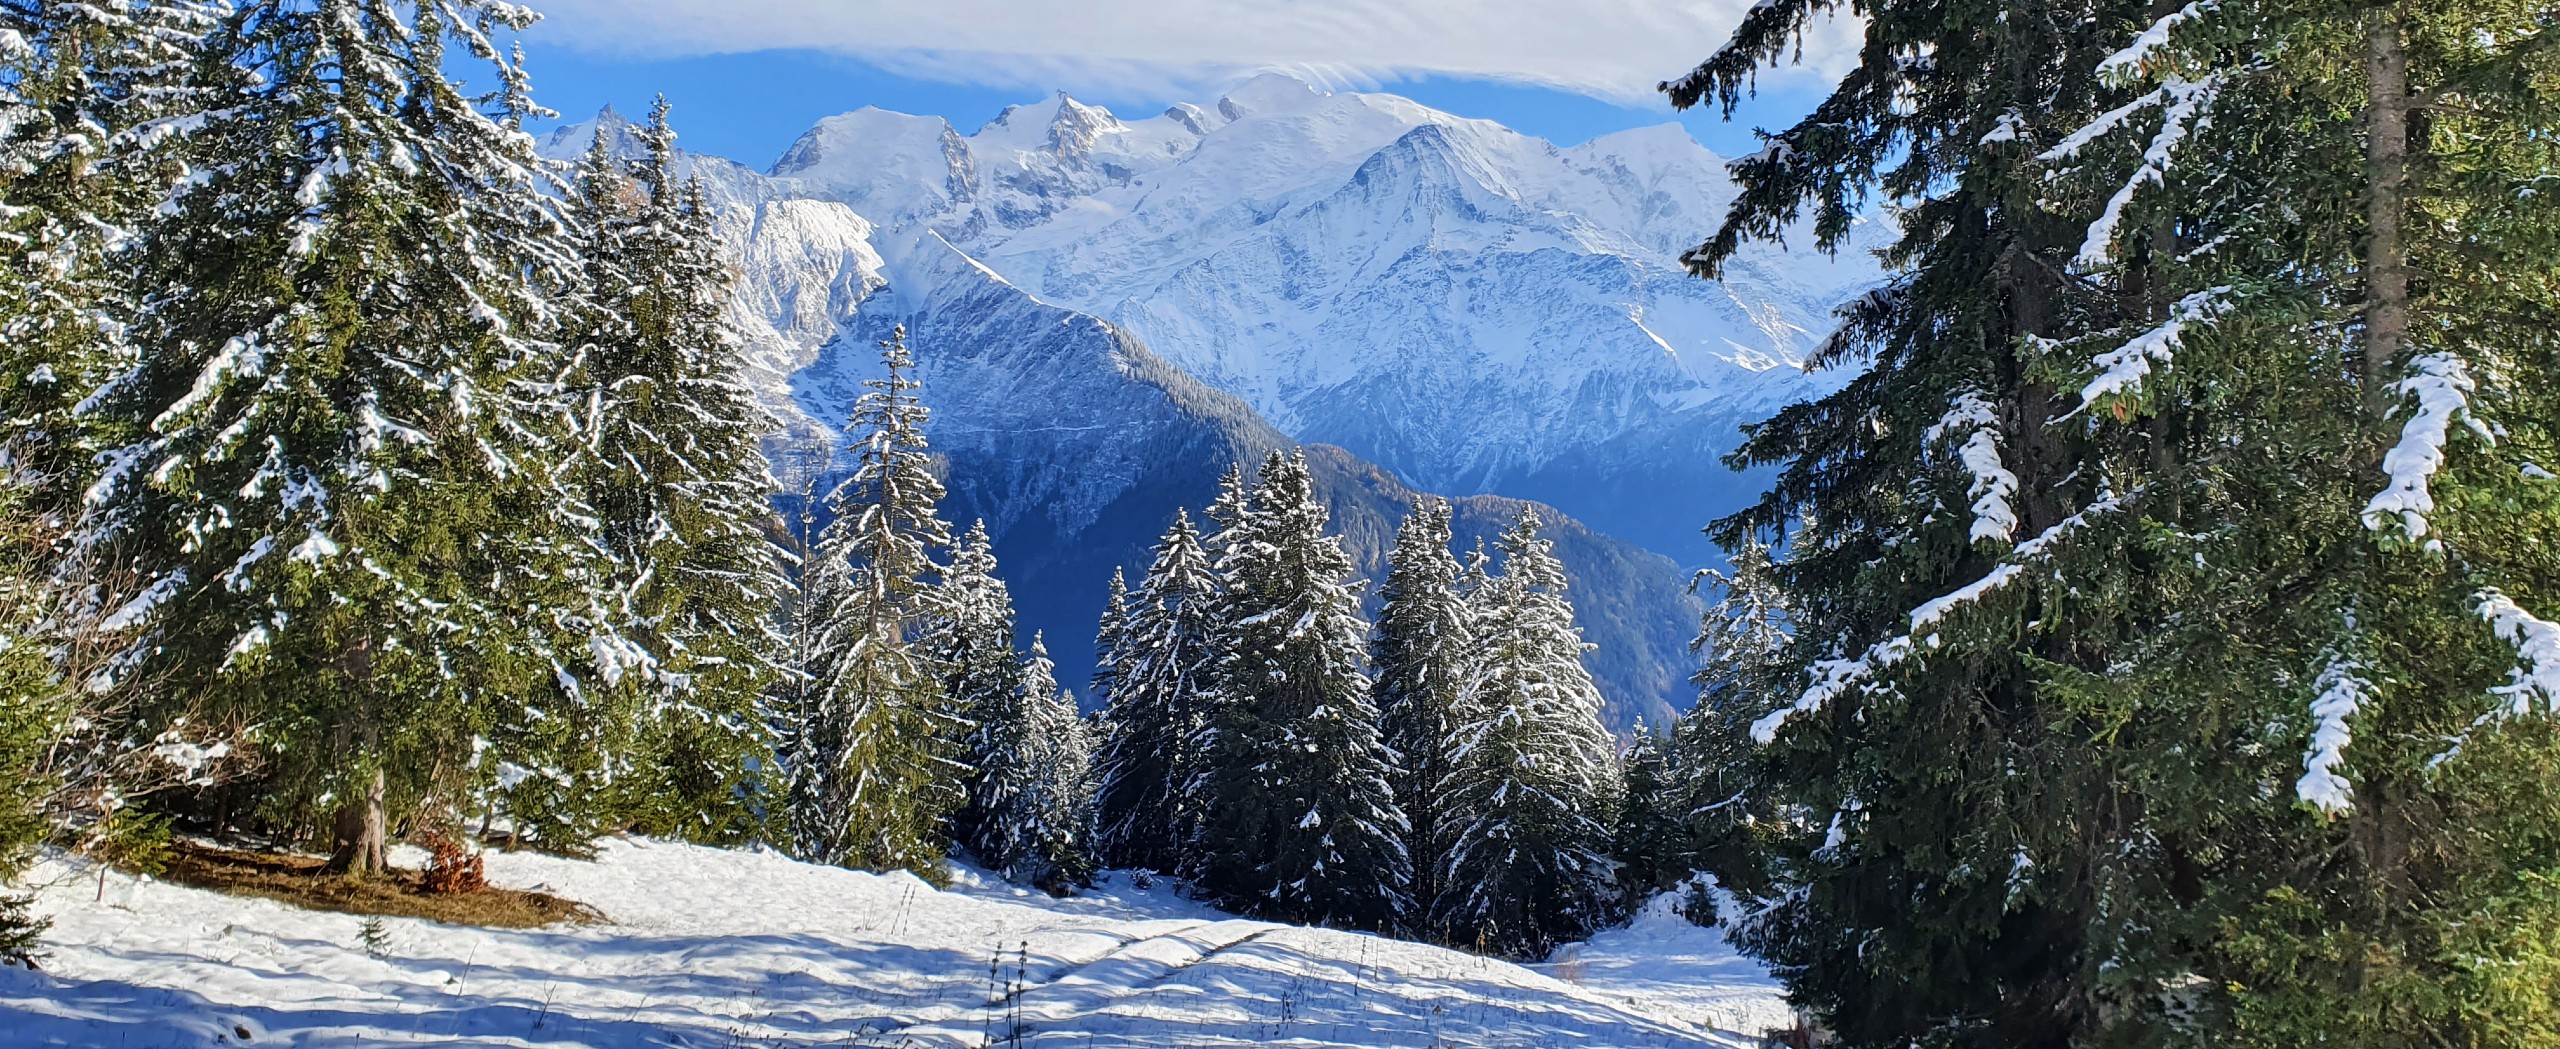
[2074,78,2219,270]
[2480,589,2560,718]
[2295,650,2372,816]
[1751,495,2124,744]
[2362,352,2492,545]
[2097,1,2216,84]
[2072,287,2231,413]
[1926,392,2019,545]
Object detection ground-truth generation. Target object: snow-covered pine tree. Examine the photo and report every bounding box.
[1674,532,1791,902]
[1611,720,1686,904]
[497,99,787,848]
[1088,567,1128,704]
[789,325,963,875]
[934,520,1019,856]
[2003,2,2560,1042]
[0,0,218,507]
[83,0,607,875]
[967,633,1094,892]
[1437,506,1621,957]
[1092,510,1219,874]
[0,469,60,957]
[1671,0,2560,1042]
[1371,497,1469,933]
[1190,451,1409,930]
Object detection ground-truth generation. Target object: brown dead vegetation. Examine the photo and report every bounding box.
[157,840,600,929]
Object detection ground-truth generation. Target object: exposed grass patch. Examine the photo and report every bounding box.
[156,840,602,929]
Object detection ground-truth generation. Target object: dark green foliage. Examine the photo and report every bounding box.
[1670,0,2560,1044]
[1190,451,1410,930]
[87,0,600,876]
[1437,508,1622,958]
[1372,498,1470,932]
[1092,512,1219,874]
[790,327,964,876]
[558,100,787,846]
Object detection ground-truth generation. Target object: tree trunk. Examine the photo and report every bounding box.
[326,766,389,877]
[2363,6,2411,423]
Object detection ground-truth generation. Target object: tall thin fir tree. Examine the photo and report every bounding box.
[83,0,608,875]
[968,633,1095,892]
[1191,451,1410,930]
[1092,510,1219,874]
[934,520,1020,857]
[1088,567,1128,706]
[1437,507,1621,957]
[510,98,786,847]
[1675,532,1792,903]
[1371,497,1470,934]
[790,325,963,875]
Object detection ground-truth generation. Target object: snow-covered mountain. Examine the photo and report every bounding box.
[761,73,1886,562]
[539,82,1872,727]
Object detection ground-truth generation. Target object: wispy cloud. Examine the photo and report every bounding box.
[526,0,1860,106]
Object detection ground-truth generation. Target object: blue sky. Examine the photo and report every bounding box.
[501,0,1857,169]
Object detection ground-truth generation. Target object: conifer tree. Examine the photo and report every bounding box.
[935,520,1019,853]
[1190,452,1409,929]
[1670,0,2560,1042]
[1092,510,1219,873]
[0,0,217,506]
[1438,507,1621,957]
[789,325,962,874]
[967,634,1094,892]
[1089,567,1128,703]
[1612,720,1687,904]
[492,99,787,848]
[1371,497,1469,931]
[83,0,605,875]
[1675,533,1791,902]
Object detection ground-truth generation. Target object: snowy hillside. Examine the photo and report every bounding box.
[2,841,1784,1047]
[764,73,1887,561]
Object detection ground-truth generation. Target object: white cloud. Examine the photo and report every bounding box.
[527,0,1861,107]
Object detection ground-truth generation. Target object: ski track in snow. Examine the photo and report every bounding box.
[0,838,1775,1047]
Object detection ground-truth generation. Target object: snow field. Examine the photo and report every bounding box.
[2,838,1777,1047]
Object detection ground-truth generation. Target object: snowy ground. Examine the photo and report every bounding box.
[0,838,1784,1047]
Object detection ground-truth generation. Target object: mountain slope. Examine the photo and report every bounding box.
[763,75,1886,563]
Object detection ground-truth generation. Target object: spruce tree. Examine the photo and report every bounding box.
[1089,567,1128,703]
[1371,497,1470,933]
[935,520,1020,856]
[1670,0,2560,1043]
[1092,510,1219,873]
[0,0,217,506]
[1191,452,1409,929]
[1438,507,1621,957]
[84,0,604,874]
[789,325,962,874]
[967,634,1094,892]
[1675,533,1792,903]
[1611,720,1689,906]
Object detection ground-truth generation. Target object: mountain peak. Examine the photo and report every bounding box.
[1217,71,1326,120]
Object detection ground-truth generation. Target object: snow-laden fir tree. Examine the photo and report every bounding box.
[1088,567,1128,703]
[1437,507,1620,957]
[1190,451,1409,930]
[82,0,609,876]
[789,325,963,875]
[1669,0,2560,1042]
[1673,532,1790,903]
[0,0,219,507]
[493,99,787,848]
[1092,510,1219,874]
[1370,497,1470,932]
[0,469,60,960]
[967,633,1094,892]
[1611,720,1687,905]
[934,520,1018,855]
